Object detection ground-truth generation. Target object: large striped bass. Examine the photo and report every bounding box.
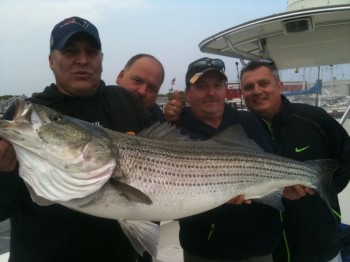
[0,99,338,258]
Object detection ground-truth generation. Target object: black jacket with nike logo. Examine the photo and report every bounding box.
[265,96,350,262]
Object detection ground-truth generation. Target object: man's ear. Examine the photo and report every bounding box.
[101,52,104,73]
[185,89,191,106]
[116,70,125,85]
[278,81,284,94]
[48,54,54,70]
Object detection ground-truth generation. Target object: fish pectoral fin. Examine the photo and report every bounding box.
[25,182,56,206]
[251,188,284,210]
[118,220,160,258]
[109,177,153,205]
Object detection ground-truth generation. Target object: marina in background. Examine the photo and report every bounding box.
[1,0,349,261]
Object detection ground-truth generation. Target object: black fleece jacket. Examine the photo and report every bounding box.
[269,96,350,262]
[177,104,282,261]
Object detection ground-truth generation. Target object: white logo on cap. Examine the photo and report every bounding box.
[60,18,89,29]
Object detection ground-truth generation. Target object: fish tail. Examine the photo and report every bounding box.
[118,220,160,258]
[306,159,339,214]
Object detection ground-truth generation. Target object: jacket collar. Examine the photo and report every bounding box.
[271,95,292,125]
[181,103,239,138]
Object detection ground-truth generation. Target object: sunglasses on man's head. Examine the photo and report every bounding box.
[256,59,275,64]
[188,58,225,73]
[244,59,276,68]
[241,59,277,74]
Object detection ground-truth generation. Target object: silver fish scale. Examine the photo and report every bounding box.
[113,134,318,198]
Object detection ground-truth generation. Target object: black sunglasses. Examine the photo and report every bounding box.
[188,58,225,73]
[241,59,277,74]
[243,59,276,68]
[255,59,275,64]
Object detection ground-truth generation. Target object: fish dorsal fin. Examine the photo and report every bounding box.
[118,220,160,258]
[210,124,265,153]
[138,122,192,141]
[109,177,153,205]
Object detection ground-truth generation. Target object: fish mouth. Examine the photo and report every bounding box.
[0,99,36,141]
[0,99,30,129]
[13,98,34,119]
[14,99,26,118]
[13,99,38,125]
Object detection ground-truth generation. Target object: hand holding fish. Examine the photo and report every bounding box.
[227,195,252,205]
[0,139,17,172]
[283,185,316,200]
[164,90,182,123]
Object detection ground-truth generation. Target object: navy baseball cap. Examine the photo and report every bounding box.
[50,16,101,51]
[185,57,227,88]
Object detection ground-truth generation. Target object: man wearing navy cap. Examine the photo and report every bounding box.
[167,57,282,262]
[48,16,103,97]
[0,16,151,262]
[50,17,101,51]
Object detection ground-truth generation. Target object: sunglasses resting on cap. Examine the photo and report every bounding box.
[186,57,227,88]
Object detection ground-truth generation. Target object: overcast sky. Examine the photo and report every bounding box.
[0,0,293,96]
[2,0,348,97]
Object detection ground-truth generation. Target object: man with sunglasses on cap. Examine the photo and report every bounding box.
[167,57,282,262]
[0,16,151,262]
[240,60,350,262]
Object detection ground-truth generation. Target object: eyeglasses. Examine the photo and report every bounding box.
[188,58,225,73]
[241,59,277,74]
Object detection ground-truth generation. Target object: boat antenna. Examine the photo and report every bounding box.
[316,65,321,107]
[235,61,243,110]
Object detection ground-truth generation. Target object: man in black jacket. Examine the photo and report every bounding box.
[240,60,350,262]
[0,16,151,262]
[116,53,165,122]
[172,57,282,262]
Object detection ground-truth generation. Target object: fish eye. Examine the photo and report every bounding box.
[49,113,62,122]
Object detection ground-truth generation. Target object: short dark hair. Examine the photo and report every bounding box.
[124,54,165,84]
[240,60,280,82]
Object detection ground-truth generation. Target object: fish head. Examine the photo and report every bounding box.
[1,99,117,169]
[0,99,118,201]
